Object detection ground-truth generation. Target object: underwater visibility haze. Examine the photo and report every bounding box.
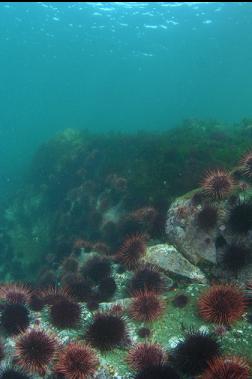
[0,2,252,379]
[1,2,252,196]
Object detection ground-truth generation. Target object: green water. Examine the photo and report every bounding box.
[1,2,252,198]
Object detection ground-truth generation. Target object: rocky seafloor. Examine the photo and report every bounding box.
[0,120,252,379]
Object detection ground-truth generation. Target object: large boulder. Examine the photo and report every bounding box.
[165,197,218,264]
[165,189,252,283]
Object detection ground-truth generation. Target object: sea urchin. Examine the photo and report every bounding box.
[201,169,234,200]
[55,342,99,379]
[172,294,189,308]
[86,312,128,352]
[201,356,250,379]
[241,150,252,178]
[15,329,57,375]
[0,284,31,305]
[172,330,220,376]
[0,368,31,379]
[198,284,246,325]
[134,364,180,379]
[0,303,30,336]
[221,243,252,273]
[128,265,165,295]
[49,297,81,329]
[81,256,111,284]
[228,202,252,234]
[129,291,165,322]
[117,234,146,269]
[126,342,167,371]
[197,205,218,231]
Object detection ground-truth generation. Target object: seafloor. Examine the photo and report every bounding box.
[0,118,252,379]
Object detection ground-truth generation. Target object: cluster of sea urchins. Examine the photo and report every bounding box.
[0,279,171,378]
[1,152,252,378]
[2,280,246,379]
[198,152,252,278]
[200,150,252,200]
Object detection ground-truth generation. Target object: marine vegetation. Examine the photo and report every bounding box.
[0,119,252,378]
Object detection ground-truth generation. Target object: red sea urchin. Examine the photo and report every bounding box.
[201,169,234,200]
[201,356,250,379]
[117,234,147,269]
[15,329,58,375]
[0,284,31,305]
[55,342,99,379]
[126,342,167,371]
[198,284,246,325]
[129,291,165,322]
[241,150,252,177]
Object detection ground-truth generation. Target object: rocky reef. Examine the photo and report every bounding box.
[0,119,252,378]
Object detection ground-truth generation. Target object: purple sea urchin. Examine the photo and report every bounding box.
[134,364,180,379]
[0,303,30,335]
[65,276,93,302]
[172,294,189,308]
[49,297,81,329]
[0,341,4,363]
[228,202,252,234]
[86,312,128,352]
[222,243,252,273]
[0,368,31,379]
[81,256,111,283]
[137,327,151,339]
[197,205,218,231]
[29,292,45,312]
[97,277,117,302]
[172,330,220,376]
[128,265,165,295]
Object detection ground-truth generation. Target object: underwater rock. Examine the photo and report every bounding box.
[143,244,207,284]
[166,198,217,264]
[165,188,252,284]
